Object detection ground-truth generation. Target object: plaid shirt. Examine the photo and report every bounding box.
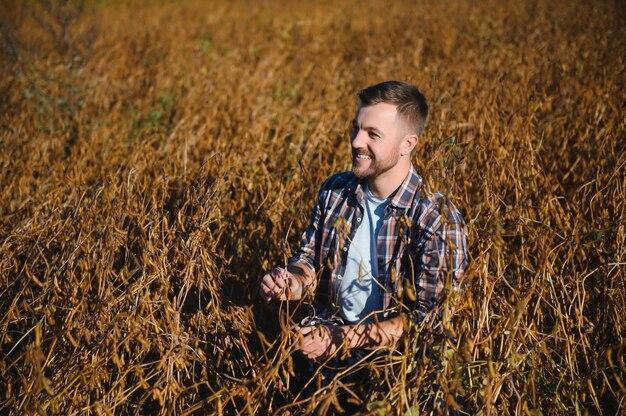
[290,164,468,323]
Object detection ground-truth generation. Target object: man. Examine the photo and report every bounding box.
[260,81,468,398]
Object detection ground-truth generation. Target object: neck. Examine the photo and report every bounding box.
[367,161,411,199]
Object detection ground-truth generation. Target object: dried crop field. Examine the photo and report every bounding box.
[1,0,624,414]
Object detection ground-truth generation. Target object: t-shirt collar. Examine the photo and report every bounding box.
[352,164,422,209]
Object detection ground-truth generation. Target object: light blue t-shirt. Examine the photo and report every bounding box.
[339,185,390,323]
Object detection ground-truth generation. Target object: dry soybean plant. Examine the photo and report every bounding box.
[0,0,624,414]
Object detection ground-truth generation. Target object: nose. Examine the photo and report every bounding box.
[351,129,366,149]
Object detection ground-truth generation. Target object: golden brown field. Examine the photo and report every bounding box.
[1,0,624,414]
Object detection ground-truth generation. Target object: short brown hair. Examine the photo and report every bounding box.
[358,81,429,136]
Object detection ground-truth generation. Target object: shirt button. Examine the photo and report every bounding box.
[342,247,348,252]
[337,274,343,280]
[356,217,362,222]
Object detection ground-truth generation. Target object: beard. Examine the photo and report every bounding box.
[351,149,400,180]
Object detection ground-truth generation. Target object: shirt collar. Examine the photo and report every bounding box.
[389,164,422,209]
[351,164,422,209]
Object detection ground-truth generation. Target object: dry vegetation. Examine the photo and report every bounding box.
[1,0,625,414]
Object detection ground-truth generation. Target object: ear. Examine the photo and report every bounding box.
[400,133,419,156]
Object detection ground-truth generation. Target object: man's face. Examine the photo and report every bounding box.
[350,102,408,180]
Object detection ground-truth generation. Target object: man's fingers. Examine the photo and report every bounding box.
[260,276,276,293]
[259,268,289,301]
[297,325,315,336]
[273,277,285,290]
[294,325,335,362]
[260,274,279,301]
[297,325,329,343]
[270,268,287,288]
[260,286,273,302]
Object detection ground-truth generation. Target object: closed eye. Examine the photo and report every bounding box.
[365,128,380,139]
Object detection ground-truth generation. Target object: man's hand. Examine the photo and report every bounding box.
[295,316,405,362]
[295,325,345,362]
[259,267,300,302]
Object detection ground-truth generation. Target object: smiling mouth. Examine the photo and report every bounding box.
[354,153,373,160]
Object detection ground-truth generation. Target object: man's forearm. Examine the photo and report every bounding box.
[341,315,405,350]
